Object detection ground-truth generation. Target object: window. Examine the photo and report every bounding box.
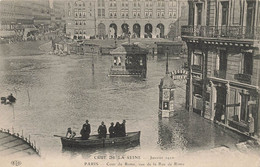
[193,53,202,66]
[240,93,250,122]
[102,9,105,17]
[98,9,101,17]
[221,2,229,25]
[196,3,202,25]
[243,53,253,75]
[161,12,164,17]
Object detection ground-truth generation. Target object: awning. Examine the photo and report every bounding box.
[0,31,16,37]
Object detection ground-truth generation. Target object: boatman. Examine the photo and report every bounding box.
[83,120,91,138]
[66,128,76,139]
[80,125,89,140]
[120,120,126,137]
[98,121,107,138]
[109,122,115,138]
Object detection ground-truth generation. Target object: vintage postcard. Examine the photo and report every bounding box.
[0,0,259,167]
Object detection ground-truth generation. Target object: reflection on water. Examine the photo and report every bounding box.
[62,143,140,159]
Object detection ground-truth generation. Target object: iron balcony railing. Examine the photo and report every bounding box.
[181,25,260,40]
[234,73,251,84]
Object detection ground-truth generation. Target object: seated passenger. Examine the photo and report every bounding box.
[66,128,76,139]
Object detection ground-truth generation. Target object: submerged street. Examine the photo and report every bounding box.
[0,41,251,160]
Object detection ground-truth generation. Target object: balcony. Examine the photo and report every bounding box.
[214,70,226,79]
[181,25,260,40]
[191,65,202,73]
[234,73,251,84]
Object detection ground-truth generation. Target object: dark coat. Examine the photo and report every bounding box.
[114,123,120,137]
[109,125,115,138]
[80,128,89,140]
[98,125,107,138]
[83,123,91,135]
[119,123,126,137]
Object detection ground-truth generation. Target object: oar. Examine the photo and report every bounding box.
[53,135,65,138]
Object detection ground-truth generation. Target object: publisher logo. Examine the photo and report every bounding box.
[11,160,22,166]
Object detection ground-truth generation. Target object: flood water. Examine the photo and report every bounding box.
[0,42,248,161]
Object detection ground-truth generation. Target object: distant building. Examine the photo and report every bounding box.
[0,0,65,40]
[64,0,188,40]
[182,0,260,136]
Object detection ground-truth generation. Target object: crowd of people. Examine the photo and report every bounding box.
[66,120,127,139]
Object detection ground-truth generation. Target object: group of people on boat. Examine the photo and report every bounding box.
[66,120,126,140]
[1,93,16,104]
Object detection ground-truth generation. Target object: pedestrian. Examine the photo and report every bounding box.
[66,127,76,139]
[98,121,107,138]
[248,113,255,136]
[109,122,115,138]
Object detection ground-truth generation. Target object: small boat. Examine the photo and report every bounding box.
[1,96,16,105]
[56,131,140,148]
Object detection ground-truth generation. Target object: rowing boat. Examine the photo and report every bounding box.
[56,131,140,148]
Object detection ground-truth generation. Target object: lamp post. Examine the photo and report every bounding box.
[128,31,131,44]
[91,46,94,75]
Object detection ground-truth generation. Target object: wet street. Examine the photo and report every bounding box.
[0,41,249,161]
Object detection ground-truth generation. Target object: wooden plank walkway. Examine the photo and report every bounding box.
[0,129,40,157]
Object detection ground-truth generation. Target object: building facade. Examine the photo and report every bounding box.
[182,0,260,136]
[64,0,188,39]
[0,0,65,40]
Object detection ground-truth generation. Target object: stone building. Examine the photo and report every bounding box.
[182,0,260,136]
[0,0,64,40]
[64,0,188,39]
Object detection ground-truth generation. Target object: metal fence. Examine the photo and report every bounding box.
[181,25,260,40]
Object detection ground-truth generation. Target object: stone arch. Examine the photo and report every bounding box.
[98,23,106,39]
[144,23,153,38]
[156,23,165,38]
[109,23,117,38]
[121,23,129,37]
[133,23,141,38]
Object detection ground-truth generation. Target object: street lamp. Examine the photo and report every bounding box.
[128,31,131,44]
[91,46,94,75]
[166,47,169,74]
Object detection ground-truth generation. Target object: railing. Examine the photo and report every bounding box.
[234,73,251,84]
[0,128,40,156]
[181,25,260,40]
[191,65,202,73]
[214,70,226,79]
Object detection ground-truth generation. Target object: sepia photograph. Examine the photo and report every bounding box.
[0,0,259,166]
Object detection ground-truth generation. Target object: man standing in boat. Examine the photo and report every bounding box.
[98,121,107,138]
[120,120,126,137]
[109,122,115,138]
[83,120,91,138]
